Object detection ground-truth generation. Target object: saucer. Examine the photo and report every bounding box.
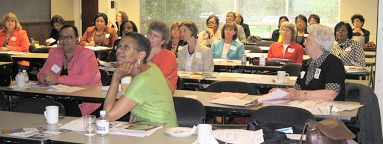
[165,127,196,137]
[8,85,30,90]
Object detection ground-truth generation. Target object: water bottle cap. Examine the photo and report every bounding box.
[100,110,106,116]
[22,70,27,73]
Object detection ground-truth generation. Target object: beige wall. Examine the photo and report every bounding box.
[99,0,141,32]
[51,0,74,20]
[340,0,378,43]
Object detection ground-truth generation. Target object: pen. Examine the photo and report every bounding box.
[317,107,322,114]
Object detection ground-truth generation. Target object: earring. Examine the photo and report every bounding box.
[137,59,141,65]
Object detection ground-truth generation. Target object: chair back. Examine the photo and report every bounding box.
[248,106,316,134]
[244,45,262,53]
[99,69,111,86]
[205,81,259,95]
[255,41,275,47]
[0,91,6,111]
[173,97,205,127]
[32,48,50,53]
[0,53,13,62]
[11,98,66,118]
[281,63,302,76]
[176,76,185,90]
[345,82,382,144]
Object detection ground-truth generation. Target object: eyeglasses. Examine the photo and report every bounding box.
[147,31,161,39]
[59,35,76,40]
[117,44,137,51]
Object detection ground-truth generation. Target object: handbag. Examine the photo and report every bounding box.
[301,117,355,144]
[0,65,11,86]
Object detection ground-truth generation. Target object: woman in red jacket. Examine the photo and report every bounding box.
[0,13,30,66]
[267,22,304,64]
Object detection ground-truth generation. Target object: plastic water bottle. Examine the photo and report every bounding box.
[16,69,25,88]
[96,110,109,136]
[22,70,29,85]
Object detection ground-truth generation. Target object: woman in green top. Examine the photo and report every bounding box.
[103,32,178,127]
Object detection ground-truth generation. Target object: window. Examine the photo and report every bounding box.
[141,0,339,38]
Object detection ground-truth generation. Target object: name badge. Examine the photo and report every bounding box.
[229,46,237,51]
[196,52,202,58]
[345,47,351,52]
[51,64,61,74]
[314,69,321,79]
[10,36,17,41]
[105,33,110,38]
[300,71,306,79]
[287,48,295,53]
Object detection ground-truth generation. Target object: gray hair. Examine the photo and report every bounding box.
[279,22,296,42]
[148,21,170,47]
[307,24,334,52]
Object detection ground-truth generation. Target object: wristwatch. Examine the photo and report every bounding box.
[304,91,307,100]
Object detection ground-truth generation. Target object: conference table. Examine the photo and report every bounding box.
[0,62,13,66]
[0,111,196,144]
[0,82,359,123]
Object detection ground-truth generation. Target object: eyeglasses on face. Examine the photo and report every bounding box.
[116,44,137,51]
[59,35,76,40]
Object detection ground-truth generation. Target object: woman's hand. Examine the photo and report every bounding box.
[129,114,135,122]
[353,28,365,36]
[110,62,119,68]
[87,41,96,46]
[147,46,161,62]
[113,62,134,80]
[43,72,58,85]
[283,88,303,100]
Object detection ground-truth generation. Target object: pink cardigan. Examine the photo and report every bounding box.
[37,45,101,86]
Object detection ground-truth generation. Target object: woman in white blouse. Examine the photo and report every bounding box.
[178,21,214,72]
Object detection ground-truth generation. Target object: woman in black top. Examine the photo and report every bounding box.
[107,21,138,67]
[294,15,308,47]
[351,14,370,44]
[270,24,345,101]
[46,15,65,46]
[165,21,186,57]
[271,16,289,42]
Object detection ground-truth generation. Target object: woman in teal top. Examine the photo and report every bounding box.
[211,22,245,60]
[103,32,178,127]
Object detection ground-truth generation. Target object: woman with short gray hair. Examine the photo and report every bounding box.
[270,24,346,101]
[267,22,304,63]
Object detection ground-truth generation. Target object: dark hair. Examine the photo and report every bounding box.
[226,12,236,20]
[51,15,65,26]
[351,14,365,27]
[123,32,151,63]
[120,21,138,36]
[295,14,307,24]
[148,21,170,46]
[278,16,289,28]
[94,12,108,26]
[309,14,320,24]
[221,22,238,40]
[334,21,353,40]
[118,11,129,22]
[60,25,79,38]
[179,21,198,38]
[206,15,219,27]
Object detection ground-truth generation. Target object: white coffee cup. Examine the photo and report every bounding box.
[277,71,289,83]
[197,124,212,144]
[44,106,59,124]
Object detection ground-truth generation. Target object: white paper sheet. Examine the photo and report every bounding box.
[213,129,264,144]
[209,97,253,106]
[48,84,85,93]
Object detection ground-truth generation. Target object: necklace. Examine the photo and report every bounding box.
[64,54,73,63]
[188,47,195,54]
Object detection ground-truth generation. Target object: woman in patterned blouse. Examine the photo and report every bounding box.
[330,22,365,67]
[269,24,345,101]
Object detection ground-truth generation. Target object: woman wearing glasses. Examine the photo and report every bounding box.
[37,25,101,116]
[80,13,118,48]
[103,32,177,126]
[146,21,177,93]
[198,15,221,47]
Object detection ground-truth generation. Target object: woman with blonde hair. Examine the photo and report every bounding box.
[165,21,186,56]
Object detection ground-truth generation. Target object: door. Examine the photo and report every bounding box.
[81,0,98,35]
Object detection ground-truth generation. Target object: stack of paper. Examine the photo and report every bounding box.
[48,84,85,93]
[209,97,255,107]
[109,122,164,137]
[254,89,289,104]
[212,92,248,99]
[213,129,264,144]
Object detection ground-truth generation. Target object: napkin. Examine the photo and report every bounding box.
[46,38,56,44]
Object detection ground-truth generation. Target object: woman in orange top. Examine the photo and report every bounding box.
[267,22,304,63]
[79,13,118,48]
[0,13,30,66]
